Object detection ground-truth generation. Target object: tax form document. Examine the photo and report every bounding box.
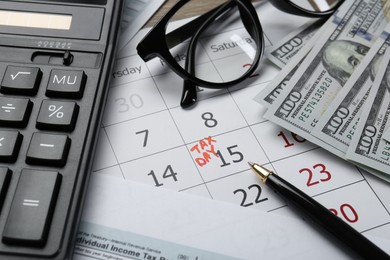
[74,173,367,259]
[91,1,390,256]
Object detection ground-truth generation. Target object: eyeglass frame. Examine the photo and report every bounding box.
[137,0,264,89]
[136,0,344,106]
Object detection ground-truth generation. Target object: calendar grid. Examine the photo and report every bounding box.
[99,126,127,180]
[91,2,390,240]
[95,76,390,233]
[142,60,213,197]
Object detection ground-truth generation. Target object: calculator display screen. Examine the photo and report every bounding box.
[0,2,104,40]
[0,10,72,30]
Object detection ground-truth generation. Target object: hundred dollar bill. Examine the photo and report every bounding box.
[267,19,325,69]
[254,26,323,107]
[346,45,390,175]
[383,124,390,142]
[311,27,390,154]
[265,0,389,137]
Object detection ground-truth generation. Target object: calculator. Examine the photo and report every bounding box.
[0,0,123,259]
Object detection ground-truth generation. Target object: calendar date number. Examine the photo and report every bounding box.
[148,165,178,187]
[329,203,359,223]
[233,184,268,207]
[299,163,332,187]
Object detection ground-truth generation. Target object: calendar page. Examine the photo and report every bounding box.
[92,2,390,241]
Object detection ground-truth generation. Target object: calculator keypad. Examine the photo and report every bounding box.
[0,66,85,248]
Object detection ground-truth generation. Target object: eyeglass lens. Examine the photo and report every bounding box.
[164,0,260,84]
[291,0,341,12]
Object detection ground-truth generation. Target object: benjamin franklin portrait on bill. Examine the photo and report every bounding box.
[322,39,369,86]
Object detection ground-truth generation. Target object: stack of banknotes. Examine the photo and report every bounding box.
[255,0,390,181]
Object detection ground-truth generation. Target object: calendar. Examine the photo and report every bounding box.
[92,2,390,240]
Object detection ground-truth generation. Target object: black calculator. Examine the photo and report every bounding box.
[0,0,123,259]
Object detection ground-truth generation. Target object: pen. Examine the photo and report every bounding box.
[248,162,390,259]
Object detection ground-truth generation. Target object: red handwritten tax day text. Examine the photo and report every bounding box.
[190,137,218,167]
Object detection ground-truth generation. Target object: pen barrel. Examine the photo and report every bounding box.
[267,174,389,259]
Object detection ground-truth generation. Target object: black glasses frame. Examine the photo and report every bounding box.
[137,0,264,89]
[137,0,344,107]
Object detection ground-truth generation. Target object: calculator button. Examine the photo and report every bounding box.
[0,97,33,128]
[1,66,42,96]
[36,100,79,132]
[0,131,23,163]
[0,168,11,211]
[26,133,71,167]
[2,169,61,247]
[46,69,86,99]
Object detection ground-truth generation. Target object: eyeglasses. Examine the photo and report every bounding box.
[137,0,344,108]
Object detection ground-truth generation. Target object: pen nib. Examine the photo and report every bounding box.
[248,162,272,183]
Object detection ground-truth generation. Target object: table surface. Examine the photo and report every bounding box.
[145,0,227,27]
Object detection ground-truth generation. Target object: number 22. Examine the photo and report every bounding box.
[233,184,268,207]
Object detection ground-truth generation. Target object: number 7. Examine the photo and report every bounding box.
[136,129,149,147]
